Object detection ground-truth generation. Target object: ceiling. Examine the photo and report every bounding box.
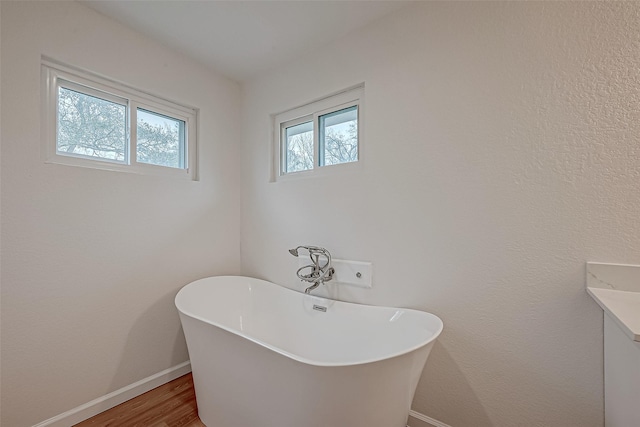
[81,1,412,82]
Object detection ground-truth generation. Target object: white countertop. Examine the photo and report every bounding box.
[587,262,640,342]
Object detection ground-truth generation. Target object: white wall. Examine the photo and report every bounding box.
[3,2,640,426]
[241,2,640,426]
[0,2,241,426]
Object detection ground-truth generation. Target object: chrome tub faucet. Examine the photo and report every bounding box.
[288,246,335,294]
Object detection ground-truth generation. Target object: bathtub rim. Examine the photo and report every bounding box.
[176,275,444,367]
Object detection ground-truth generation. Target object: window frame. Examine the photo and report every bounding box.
[280,114,314,175]
[272,85,364,181]
[42,58,198,180]
[56,79,130,165]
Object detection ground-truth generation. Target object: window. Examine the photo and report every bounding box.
[319,105,358,167]
[136,108,186,169]
[57,84,128,162]
[42,59,197,179]
[273,85,363,179]
[284,119,314,173]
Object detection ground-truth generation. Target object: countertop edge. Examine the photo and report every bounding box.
[587,287,640,342]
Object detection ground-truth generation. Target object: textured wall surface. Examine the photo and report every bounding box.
[2,2,639,426]
[0,2,241,426]
[241,2,640,426]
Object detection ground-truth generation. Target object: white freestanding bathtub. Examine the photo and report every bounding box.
[175,276,443,427]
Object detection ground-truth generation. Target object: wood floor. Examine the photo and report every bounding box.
[74,373,205,427]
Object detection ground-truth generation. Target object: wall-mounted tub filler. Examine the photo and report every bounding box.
[289,245,335,294]
[175,276,444,427]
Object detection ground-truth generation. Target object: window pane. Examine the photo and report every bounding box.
[319,106,358,166]
[284,121,313,173]
[57,86,126,161]
[136,108,185,169]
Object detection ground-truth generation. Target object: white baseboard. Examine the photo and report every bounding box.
[32,361,192,427]
[408,410,452,427]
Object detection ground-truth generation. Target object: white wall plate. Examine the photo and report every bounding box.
[298,257,372,288]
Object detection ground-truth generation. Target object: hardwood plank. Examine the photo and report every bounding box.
[74,373,205,427]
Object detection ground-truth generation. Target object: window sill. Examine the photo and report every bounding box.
[271,159,362,183]
[45,154,197,180]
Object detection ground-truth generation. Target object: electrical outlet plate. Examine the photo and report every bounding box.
[297,257,372,288]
